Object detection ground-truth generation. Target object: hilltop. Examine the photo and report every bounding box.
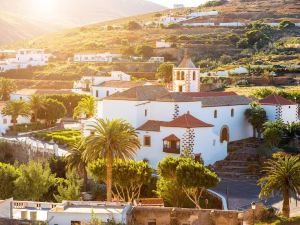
[0,0,165,44]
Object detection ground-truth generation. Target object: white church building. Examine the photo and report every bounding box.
[85,56,299,167]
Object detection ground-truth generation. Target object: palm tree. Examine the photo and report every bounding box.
[73,97,95,119]
[84,119,140,201]
[0,78,16,101]
[66,138,88,191]
[2,100,30,132]
[29,95,45,122]
[258,155,300,218]
[245,102,267,138]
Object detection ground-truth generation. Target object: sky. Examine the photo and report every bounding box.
[148,0,207,8]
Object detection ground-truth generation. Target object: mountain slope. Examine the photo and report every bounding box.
[0,0,165,44]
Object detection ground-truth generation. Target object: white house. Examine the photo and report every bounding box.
[173,55,201,92]
[0,102,31,134]
[156,40,172,48]
[73,53,122,63]
[93,85,253,167]
[91,80,156,99]
[0,49,49,72]
[10,89,73,101]
[159,16,187,26]
[187,11,218,18]
[149,57,164,63]
[48,201,130,225]
[173,4,184,8]
[259,94,299,123]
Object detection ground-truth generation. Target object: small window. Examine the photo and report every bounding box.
[145,109,148,117]
[231,108,234,117]
[96,90,99,98]
[20,97,22,100]
[214,110,218,118]
[181,71,185,80]
[176,71,180,80]
[71,221,81,225]
[148,219,156,225]
[106,90,109,96]
[193,71,196,80]
[144,136,151,147]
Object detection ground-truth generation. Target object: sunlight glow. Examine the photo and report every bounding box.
[32,0,56,18]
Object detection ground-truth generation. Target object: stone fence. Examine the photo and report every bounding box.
[0,218,46,225]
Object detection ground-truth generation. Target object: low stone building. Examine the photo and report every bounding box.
[127,207,242,225]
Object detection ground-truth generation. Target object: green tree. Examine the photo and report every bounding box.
[84,119,140,201]
[0,163,20,199]
[54,172,82,202]
[156,63,174,82]
[29,95,45,122]
[88,159,152,202]
[38,98,66,126]
[157,157,218,208]
[258,155,300,218]
[263,120,287,147]
[2,100,30,132]
[14,161,56,201]
[279,20,296,29]
[245,103,267,138]
[0,78,16,101]
[73,96,95,119]
[66,138,88,191]
[219,54,232,64]
[127,21,142,30]
[135,45,153,58]
[176,159,219,208]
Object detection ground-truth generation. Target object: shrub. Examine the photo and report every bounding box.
[127,21,142,30]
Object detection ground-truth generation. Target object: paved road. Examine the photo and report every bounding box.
[213,178,300,216]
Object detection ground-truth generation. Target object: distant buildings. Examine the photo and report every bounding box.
[156,40,173,48]
[148,57,164,63]
[10,89,73,101]
[73,52,122,63]
[0,49,50,72]
[173,3,184,8]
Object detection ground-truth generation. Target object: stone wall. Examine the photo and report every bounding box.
[127,207,243,225]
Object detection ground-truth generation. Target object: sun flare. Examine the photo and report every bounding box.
[32,0,56,17]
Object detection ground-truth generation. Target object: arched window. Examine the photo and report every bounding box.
[145,109,148,117]
[176,71,180,80]
[220,126,230,143]
[181,71,185,80]
[193,71,196,80]
[214,110,217,118]
[231,108,234,117]
[106,90,110,96]
[95,90,99,98]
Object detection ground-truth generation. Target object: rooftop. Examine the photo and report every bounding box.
[163,113,213,128]
[259,94,296,105]
[183,91,238,97]
[93,80,153,88]
[195,95,251,107]
[176,54,196,69]
[12,89,73,96]
[104,85,169,101]
[137,120,169,132]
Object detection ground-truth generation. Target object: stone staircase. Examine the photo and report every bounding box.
[213,138,264,180]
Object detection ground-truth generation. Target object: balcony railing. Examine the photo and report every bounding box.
[163,146,180,154]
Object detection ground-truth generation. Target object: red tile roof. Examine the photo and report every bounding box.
[259,94,296,105]
[163,113,213,128]
[163,134,180,141]
[137,120,169,132]
[135,198,164,206]
[183,91,238,97]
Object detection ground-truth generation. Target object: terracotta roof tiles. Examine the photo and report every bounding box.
[163,113,213,128]
[259,94,296,105]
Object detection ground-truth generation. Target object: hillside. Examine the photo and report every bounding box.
[0,0,299,89]
[0,0,165,44]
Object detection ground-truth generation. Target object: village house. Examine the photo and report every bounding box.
[85,55,299,168]
[73,52,122,63]
[0,49,49,72]
[10,89,73,101]
[148,57,164,63]
[156,40,172,48]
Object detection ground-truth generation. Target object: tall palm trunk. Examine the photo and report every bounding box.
[106,152,113,202]
[282,187,290,218]
[12,117,17,132]
[253,127,256,138]
[83,167,88,192]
